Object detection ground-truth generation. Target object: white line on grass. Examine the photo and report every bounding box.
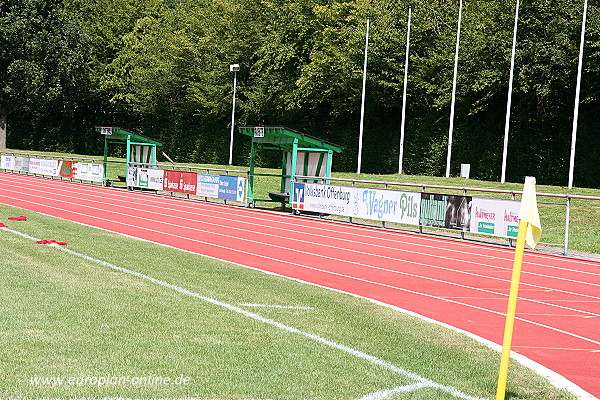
[2,226,488,400]
[358,383,432,400]
[239,303,315,310]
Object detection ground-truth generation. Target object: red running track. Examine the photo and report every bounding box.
[1,172,599,398]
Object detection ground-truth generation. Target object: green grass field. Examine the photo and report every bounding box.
[0,203,577,399]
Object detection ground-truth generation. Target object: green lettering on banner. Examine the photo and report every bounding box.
[419,196,447,227]
[139,171,149,187]
[478,221,495,234]
[507,225,519,238]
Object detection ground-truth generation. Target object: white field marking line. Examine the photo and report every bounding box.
[7,177,600,284]
[239,303,315,310]
[2,196,599,348]
[8,173,600,274]
[3,190,600,320]
[1,226,487,400]
[358,383,433,400]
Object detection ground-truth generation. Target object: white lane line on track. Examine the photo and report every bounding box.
[2,194,600,347]
[2,189,600,320]
[6,172,600,274]
[5,176,600,285]
[1,226,487,400]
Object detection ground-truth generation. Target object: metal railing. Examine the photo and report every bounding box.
[294,175,600,256]
[0,151,105,184]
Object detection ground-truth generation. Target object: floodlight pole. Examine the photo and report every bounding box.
[229,64,239,166]
[568,0,588,189]
[501,0,520,184]
[399,6,412,175]
[446,0,463,178]
[357,16,370,175]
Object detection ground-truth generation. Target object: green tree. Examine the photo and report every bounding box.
[0,0,95,152]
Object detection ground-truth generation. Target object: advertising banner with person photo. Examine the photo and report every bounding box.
[419,193,472,231]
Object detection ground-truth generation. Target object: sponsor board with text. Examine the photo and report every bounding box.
[470,197,520,238]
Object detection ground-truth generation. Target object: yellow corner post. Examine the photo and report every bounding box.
[496,177,542,400]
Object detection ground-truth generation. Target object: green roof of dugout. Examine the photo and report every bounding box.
[238,126,343,153]
[94,126,163,146]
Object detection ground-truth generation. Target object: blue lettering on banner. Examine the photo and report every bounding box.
[362,190,398,219]
[304,185,351,204]
[237,178,244,201]
[218,176,240,200]
[198,174,220,184]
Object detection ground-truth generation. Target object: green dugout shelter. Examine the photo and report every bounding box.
[239,126,343,208]
[95,126,163,184]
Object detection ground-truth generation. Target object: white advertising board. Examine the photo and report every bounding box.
[128,167,164,190]
[1,155,15,170]
[292,183,354,216]
[292,183,420,226]
[353,187,420,225]
[74,162,104,182]
[28,158,42,174]
[470,197,520,238]
[40,159,59,176]
[196,174,220,198]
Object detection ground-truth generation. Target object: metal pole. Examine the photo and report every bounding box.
[229,69,238,165]
[564,196,571,255]
[446,0,463,178]
[357,16,370,174]
[399,7,412,175]
[568,0,588,189]
[501,0,520,183]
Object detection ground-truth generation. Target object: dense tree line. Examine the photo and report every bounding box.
[1,0,598,187]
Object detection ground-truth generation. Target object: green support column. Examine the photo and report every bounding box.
[281,151,288,193]
[126,135,131,177]
[289,138,298,208]
[325,150,333,184]
[103,136,109,184]
[248,141,256,205]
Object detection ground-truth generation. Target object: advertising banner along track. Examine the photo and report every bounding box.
[292,182,520,239]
